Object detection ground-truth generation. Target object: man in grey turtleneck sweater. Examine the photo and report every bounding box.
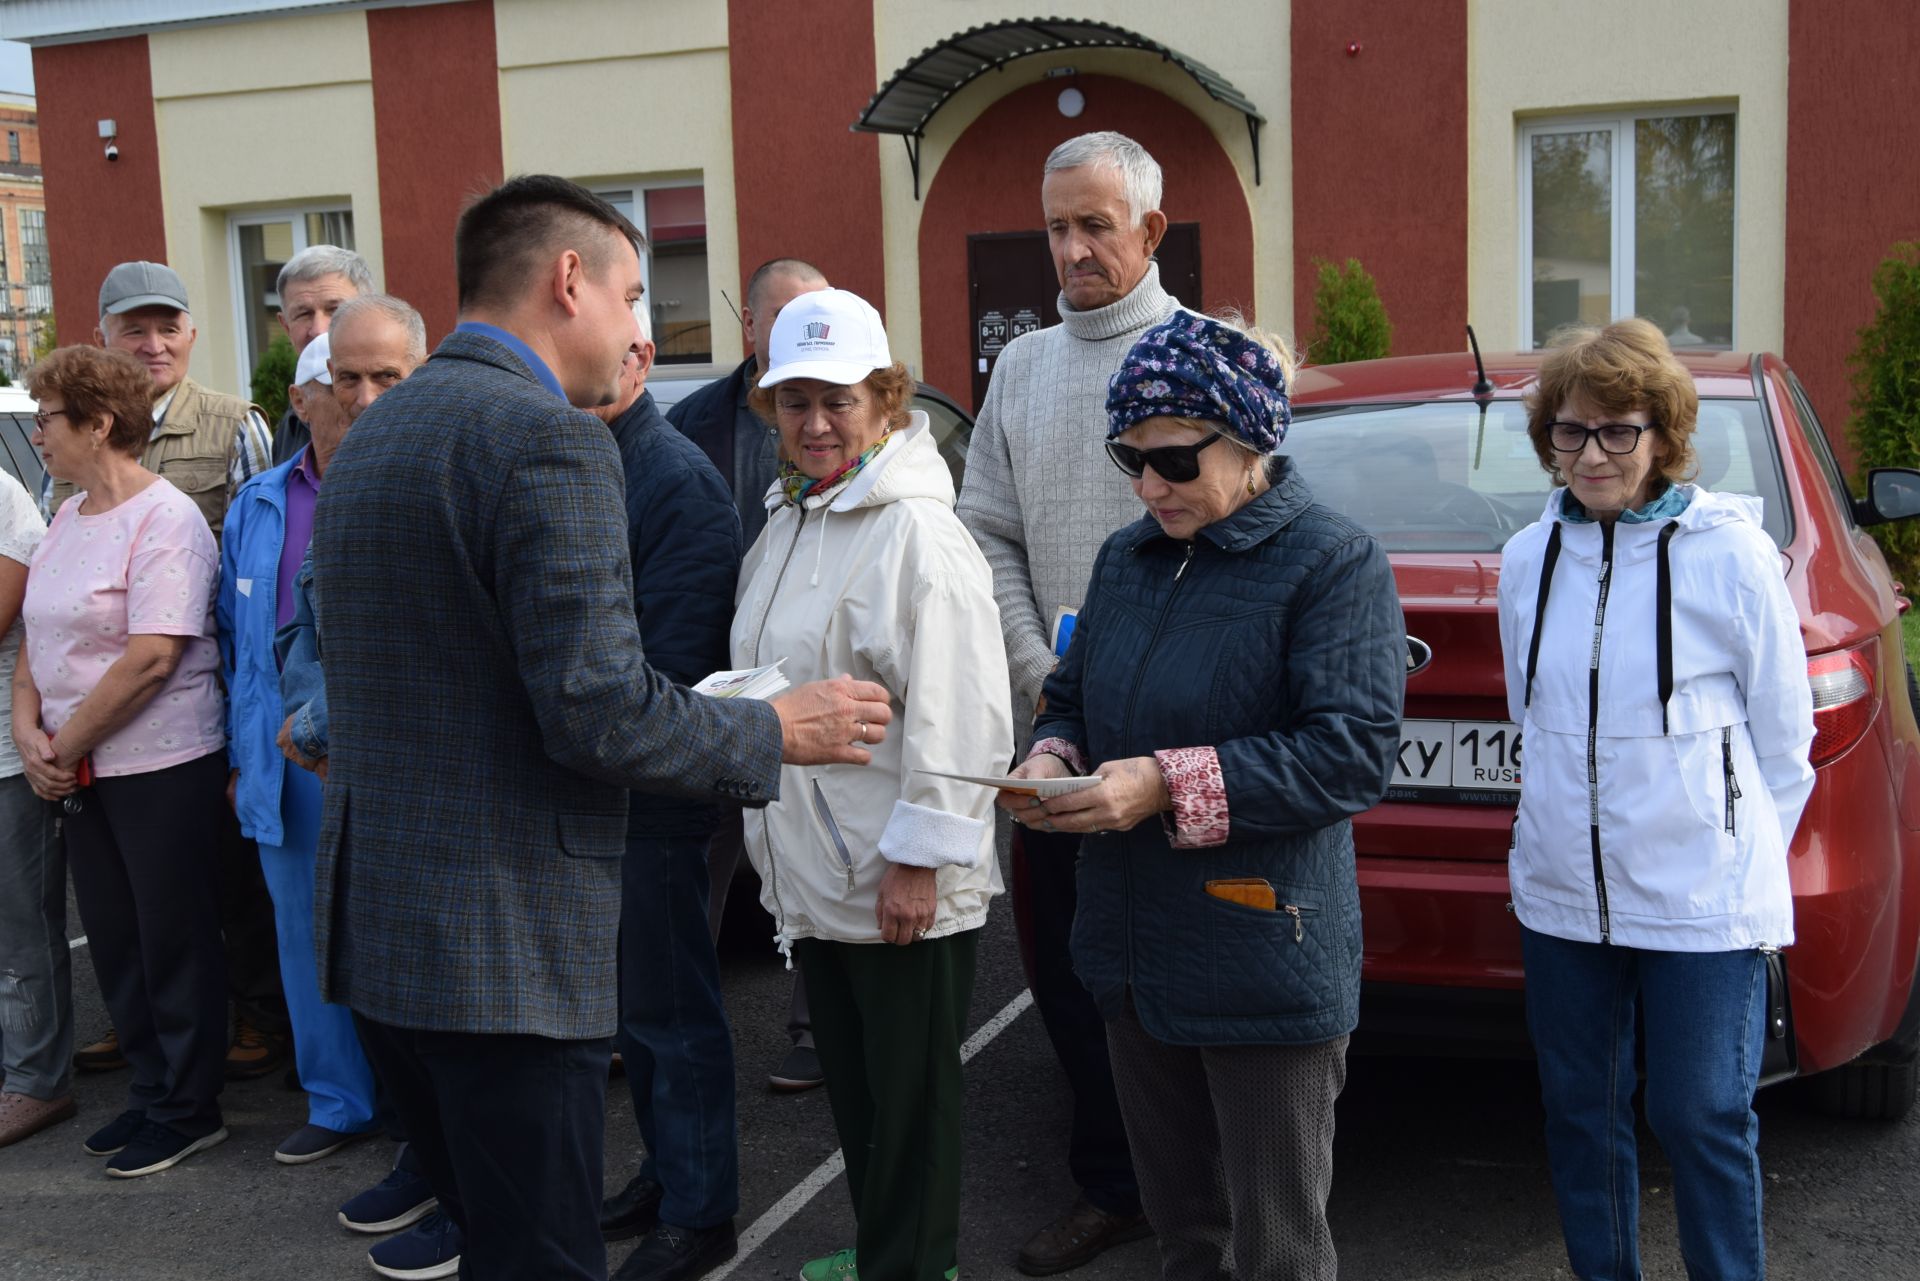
[957,131,1177,1276]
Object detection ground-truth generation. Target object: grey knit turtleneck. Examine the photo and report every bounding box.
[957,261,1180,709]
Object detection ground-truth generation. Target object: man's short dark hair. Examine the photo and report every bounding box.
[746,257,827,312]
[456,175,646,311]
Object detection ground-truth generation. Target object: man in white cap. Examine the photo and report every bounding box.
[65,260,287,1087]
[215,330,379,1166]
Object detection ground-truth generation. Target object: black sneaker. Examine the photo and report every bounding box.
[768,1043,824,1092]
[104,1119,228,1177]
[339,1159,438,1234]
[274,1122,371,1165]
[613,1221,738,1281]
[369,1210,463,1280]
[602,1173,665,1241]
[82,1109,146,1157]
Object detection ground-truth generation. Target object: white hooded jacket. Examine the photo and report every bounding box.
[1497,486,1815,951]
[732,413,1012,949]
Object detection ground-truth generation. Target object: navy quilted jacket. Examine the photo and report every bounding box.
[1033,459,1404,1046]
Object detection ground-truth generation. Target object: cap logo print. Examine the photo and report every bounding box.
[802,322,831,340]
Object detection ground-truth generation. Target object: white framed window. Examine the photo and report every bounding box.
[227,205,355,385]
[593,181,711,366]
[1520,107,1736,350]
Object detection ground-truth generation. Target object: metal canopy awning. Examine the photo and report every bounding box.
[853,16,1266,198]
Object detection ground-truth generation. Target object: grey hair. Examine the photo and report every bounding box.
[276,244,373,300]
[1044,132,1164,227]
[331,293,427,359]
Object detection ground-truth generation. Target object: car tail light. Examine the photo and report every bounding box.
[1808,639,1879,767]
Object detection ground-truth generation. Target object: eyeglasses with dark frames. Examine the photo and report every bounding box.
[31,409,69,431]
[1546,420,1655,455]
[1104,434,1223,483]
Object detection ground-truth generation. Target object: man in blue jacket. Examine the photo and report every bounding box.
[217,309,417,1165]
[591,308,743,1281]
[667,256,830,1092]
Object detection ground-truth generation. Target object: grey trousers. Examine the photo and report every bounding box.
[1107,1002,1348,1281]
[0,773,71,1100]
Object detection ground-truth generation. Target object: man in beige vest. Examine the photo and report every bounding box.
[62,259,287,1085]
[45,261,274,548]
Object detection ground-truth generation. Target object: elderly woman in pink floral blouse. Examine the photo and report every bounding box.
[13,345,230,1178]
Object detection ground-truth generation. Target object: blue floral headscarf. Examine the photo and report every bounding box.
[1105,311,1292,453]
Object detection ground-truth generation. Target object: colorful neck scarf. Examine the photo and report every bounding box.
[778,431,895,507]
[1106,311,1292,452]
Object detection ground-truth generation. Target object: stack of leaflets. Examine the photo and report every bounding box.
[692,660,790,700]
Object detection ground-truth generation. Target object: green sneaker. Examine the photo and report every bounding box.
[799,1250,858,1281]
[797,1251,958,1281]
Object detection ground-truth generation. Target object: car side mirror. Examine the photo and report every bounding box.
[1855,468,1920,526]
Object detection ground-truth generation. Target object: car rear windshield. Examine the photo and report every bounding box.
[1284,398,1788,552]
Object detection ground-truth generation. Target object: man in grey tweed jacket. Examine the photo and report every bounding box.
[956,132,1179,1275]
[311,176,893,1281]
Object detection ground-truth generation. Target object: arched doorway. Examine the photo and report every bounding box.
[918,74,1256,411]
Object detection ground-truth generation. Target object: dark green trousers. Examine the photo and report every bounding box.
[794,930,978,1281]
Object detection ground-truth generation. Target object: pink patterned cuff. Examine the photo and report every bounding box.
[1155,746,1229,849]
[1028,737,1088,775]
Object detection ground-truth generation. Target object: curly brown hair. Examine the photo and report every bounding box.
[1525,317,1698,489]
[25,345,155,455]
[748,360,914,436]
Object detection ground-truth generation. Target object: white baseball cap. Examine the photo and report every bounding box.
[757,288,891,388]
[294,332,333,386]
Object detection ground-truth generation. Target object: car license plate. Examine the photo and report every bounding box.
[1391,719,1523,799]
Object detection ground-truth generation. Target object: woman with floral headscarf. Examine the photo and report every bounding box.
[999,312,1405,1280]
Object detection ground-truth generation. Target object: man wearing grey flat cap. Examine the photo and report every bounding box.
[48,262,274,548]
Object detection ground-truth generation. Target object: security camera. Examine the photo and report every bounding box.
[104,142,119,162]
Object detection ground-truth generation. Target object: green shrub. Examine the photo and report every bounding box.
[1848,242,1920,582]
[31,310,55,363]
[251,334,297,426]
[1308,257,1393,365]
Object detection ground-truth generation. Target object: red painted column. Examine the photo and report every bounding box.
[1289,0,1467,358]
[1784,0,1920,470]
[367,0,503,346]
[725,0,885,317]
[34,36,167,345]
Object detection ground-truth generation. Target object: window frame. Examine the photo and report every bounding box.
[1517,103,1740,350]
[225,202,355,393]
[590,178,712,365]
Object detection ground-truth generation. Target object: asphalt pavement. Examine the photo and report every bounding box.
[4,837,1918,1280]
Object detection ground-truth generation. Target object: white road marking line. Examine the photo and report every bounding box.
[68,934,87,951]
[705,987,1035,1281]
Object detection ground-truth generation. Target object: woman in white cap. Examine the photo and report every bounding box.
[731,288,1011,1281]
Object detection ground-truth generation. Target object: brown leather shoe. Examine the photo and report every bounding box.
[0,1091,78,1149]
[1016,1196,1151,1276]
[73,1028,127,1073]
[225,1016,290,1080]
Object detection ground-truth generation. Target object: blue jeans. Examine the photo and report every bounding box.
[617,832,738,1229]
[260,759,377,1132]
[1520,926,1767,1281]
[0,773,70,1100]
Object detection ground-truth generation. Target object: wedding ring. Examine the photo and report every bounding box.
[913,928,927,938]
[1041,819,1057,833]
[855,720,867,744]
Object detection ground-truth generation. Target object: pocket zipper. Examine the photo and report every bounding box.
[810,779,857,891]
[1721,726,1743,836]
[1282,903,1305,943]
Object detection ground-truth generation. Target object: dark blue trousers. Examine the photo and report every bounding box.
[353,1014,610,1281]
[1015,824,1141,1217]
[617,831,739,1228]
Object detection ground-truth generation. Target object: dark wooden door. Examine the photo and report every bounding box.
[966,224,1201,407]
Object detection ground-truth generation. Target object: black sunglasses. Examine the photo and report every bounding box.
[1104,434,1222,483]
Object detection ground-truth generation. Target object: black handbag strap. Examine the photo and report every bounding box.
[1523,523,1562,710]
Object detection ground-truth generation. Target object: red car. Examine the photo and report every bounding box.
[1286,348,1920,1118]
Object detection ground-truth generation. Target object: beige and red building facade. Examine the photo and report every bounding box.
[7,0,1914,465]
